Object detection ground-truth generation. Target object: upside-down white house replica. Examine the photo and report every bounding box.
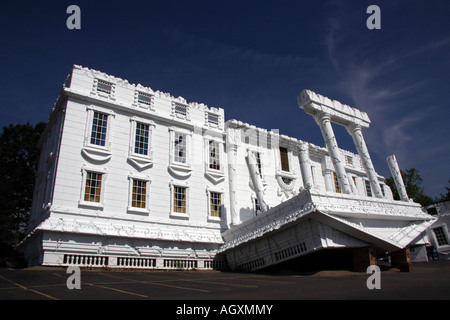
[19,65,435,272]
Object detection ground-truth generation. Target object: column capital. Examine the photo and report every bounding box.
[313,112,331,126]
[346,123,363,135]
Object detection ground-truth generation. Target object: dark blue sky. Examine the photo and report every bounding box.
[1,0,449,198]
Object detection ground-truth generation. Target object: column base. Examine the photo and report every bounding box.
[353,246,377,272]
[391,247,412,272]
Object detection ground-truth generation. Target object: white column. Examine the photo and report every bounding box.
[226,128,241,225]
[347,124,383,198]
[387,155,409,202]
[298,142,314,189]
[246,150,269,212]
[315,112,352,194]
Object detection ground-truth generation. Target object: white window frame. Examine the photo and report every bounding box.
[204,136,225,182]
[79,165,108,209]
[127,172,151,214]
[364,180,372,197]
[128,117,155,169]
[133,89,155,110]
[432,225,450,248]
[92,78,116,100]
[333,172,342,194]
[207,186,224,221]
[82,106,115,160]
[251,194,262,216]
[168,127,193,177]
[171,102,190,121]
[205,111,222,129]
[169,181,190,218]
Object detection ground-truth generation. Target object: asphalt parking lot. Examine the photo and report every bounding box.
[0,261,449,301]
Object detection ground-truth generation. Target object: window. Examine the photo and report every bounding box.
[379,184,385,196]
[137,91,152,106]
[84,172,103,203]
[333,172,341,193]
[209,140,220,170]
[279,147,290,172]
[255,152,262,177]
[209,192,222,217]
[131,179,147,209]
[433,227,449,246]
[207,112,219,127]
[173,186,187,213]
[127,174,151,213]
[83,107,115,160]
[345,155,353,167]
[128,118,154,169]
[174,132,186,164]
[365,180,372,197]
[97,80,112,95]
[134,122,149,156]
[175,104,187,117]
[254,197,261,215]
[90,112,108,146]
[168,128,192,177]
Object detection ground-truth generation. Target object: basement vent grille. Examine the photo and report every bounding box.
[274,242,307,262]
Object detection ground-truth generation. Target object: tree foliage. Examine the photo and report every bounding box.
[438,180,450,202]
[0,122,46,247]
[385,168,434,206]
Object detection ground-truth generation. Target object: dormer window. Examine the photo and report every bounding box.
[175,104,187,117]
[137,91,152,105]
[207,112,220,127]
[97,80,112,94]
[92,78,115,99]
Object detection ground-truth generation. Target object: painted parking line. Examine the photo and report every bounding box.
[0,274,59,300]
[52,273,149,299]
[222,275,296,284]
[174,278,259,288]
[98,273,211,293]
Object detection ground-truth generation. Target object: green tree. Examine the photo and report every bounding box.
[385,168,434,206]
[0,122,46,266]
[438,180,450,202]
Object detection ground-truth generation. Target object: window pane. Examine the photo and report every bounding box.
[280,147,289,172]
[333,172,341,193]
[132,179,147,208]
[84,172,102,202]
[433,227,449,246]
[365,180,372,197]
[173,186,186,213]
[90,112,108,146]
[210,192,221,217]
[174,133,186,163]
[134,122,149,155]
[209,140,220,170]
[256,152,262,176]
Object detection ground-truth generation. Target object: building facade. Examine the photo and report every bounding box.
[19,65,434,271]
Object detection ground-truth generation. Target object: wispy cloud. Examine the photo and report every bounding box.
[322,5,450,196]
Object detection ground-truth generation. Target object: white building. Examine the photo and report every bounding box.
[423,201,450,260]
[19,65,435,271]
